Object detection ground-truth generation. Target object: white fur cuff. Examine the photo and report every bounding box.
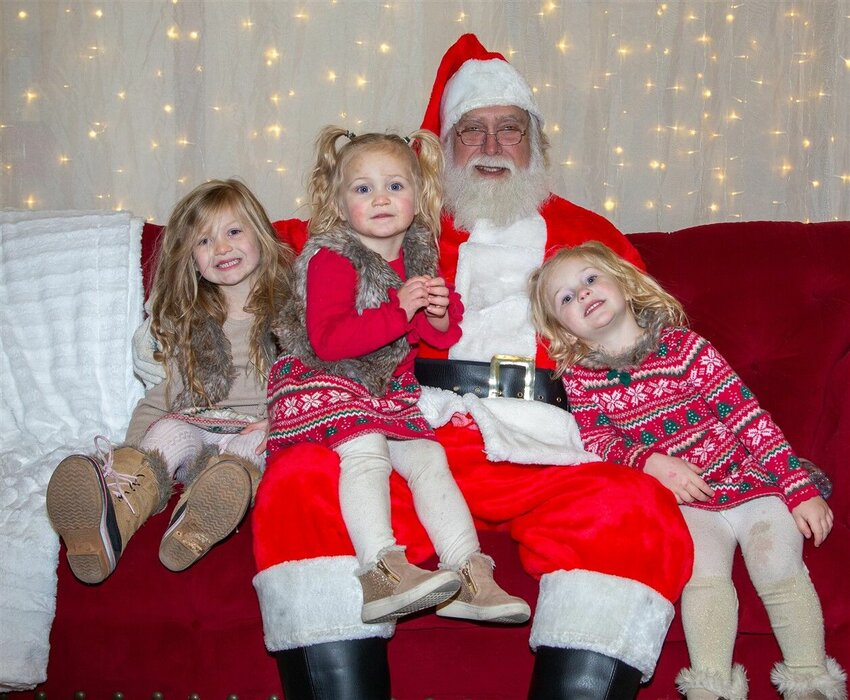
[529,569,674,681]
[252,556,394,651]
[676,663,748,699]
[771,657,848,700]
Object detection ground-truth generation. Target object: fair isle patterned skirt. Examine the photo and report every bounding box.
[267,354,435,452]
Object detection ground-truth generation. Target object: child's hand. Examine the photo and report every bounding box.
[792,496,833,547]
[240,419,269,455]
[424,277,450,318]
[397,276,431,321]
[644,453,715,504]
[423,276,451,331]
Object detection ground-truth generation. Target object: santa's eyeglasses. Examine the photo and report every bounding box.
[454,127,527,147]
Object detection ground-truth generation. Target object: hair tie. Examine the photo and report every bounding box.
[345,130,356,141]
[403,136,412,145]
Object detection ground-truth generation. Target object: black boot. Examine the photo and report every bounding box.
[528,647,642,700]
[275,637,391,700]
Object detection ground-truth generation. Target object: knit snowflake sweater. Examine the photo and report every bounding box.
[564,326,820,512]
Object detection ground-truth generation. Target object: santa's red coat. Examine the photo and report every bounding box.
[256,198,692,604]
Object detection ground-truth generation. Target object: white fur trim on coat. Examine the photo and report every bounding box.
[252,555,394,651]
[529,569,674,681]
[417,386,466,428]
[463,395,600,465]
[417,387,600,466]
[449,214,547,362]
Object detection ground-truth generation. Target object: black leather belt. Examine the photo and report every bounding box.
[415,356,568,409]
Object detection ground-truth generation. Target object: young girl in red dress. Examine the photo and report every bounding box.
[529,241,845,700]
[268,126,529,625]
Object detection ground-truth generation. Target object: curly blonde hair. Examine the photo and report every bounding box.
[148,178,293,405]
[529,241,686,375]
[307,126,444,245]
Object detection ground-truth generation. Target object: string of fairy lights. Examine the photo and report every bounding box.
[1,1,848,231]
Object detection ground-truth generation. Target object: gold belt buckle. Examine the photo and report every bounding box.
[488,354,536,400]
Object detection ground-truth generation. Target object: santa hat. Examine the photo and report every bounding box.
[421,34,543,139]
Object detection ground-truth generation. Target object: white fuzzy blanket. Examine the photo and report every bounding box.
[0,210,144,691]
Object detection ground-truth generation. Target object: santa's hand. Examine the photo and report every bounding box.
[132,313,165,388]
[644,453,715,504]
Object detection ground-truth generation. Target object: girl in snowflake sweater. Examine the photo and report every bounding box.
[529,241,845,700]
[268,126,529,626]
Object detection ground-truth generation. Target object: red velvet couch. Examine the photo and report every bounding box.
[12,220,849,700]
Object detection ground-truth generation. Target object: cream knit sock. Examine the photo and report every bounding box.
[759,574,847,699]
[677,576,748,699]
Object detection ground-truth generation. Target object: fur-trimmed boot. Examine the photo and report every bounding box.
[358,549,460,623]
[675,664,748,700]
[437,553,531,623]
[771,658,848,700]
[47,437,171,584]
[158,448,256,571]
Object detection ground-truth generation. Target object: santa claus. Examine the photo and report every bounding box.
[252,34,693,699]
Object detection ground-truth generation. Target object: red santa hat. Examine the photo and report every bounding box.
[421,34,543,140]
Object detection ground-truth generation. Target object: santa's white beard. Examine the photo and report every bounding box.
[443,154,550,231]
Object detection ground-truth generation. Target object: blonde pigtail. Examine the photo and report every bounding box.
[408,129,444,246]
[308,126,351,236]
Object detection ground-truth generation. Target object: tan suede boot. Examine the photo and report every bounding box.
[158,451,254,572]
[436,553,531,623]
[47,438,171,584]
[358,549,461,624]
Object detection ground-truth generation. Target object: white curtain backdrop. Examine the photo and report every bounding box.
[2,0,849,232]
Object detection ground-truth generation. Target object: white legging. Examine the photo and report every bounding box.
[681,497,826,676]
[335,433,480,571]
[140,417,265,482]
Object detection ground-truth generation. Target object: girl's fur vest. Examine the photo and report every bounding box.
[171,299,284,411]
[275,223,438,396]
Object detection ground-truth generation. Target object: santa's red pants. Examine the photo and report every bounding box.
[255,423,691,596]
[252,424,694,678]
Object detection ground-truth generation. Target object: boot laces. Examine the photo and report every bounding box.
[93,435,139,515]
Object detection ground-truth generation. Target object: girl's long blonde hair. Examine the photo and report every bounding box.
[148,178,293,405]
[307,126,444,245]
[529,241,687,375]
